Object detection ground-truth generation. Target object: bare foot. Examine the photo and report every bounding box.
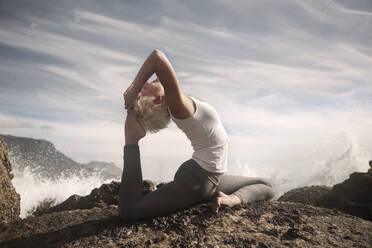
[210,191,241,213]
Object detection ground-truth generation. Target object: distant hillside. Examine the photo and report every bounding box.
[0,134,121,180]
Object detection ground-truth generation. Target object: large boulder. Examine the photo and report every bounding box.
[278,185,332,206]
[279,161,372,221]
[321,162,372,220]
[0,138,20,225]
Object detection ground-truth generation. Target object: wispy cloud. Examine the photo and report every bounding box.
[0,114,33,129]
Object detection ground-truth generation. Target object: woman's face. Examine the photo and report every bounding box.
[139,79,164,98]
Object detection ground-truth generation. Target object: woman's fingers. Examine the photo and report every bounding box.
[125,99,135,110]
[123,92,131,109]
[125,103,132,110]
[124,82,135,95]
[124,95,132,108]
[123,93,127,109]
[124,100,130,109]
[123,82,140,110]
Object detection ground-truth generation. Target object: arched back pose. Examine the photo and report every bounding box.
[119,50,274,220]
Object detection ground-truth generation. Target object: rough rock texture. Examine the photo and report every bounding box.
[0,201,371,248]
[35,180,155,216]
[279,161,372,221]
[0,138,20,225]
[278,186,332,205]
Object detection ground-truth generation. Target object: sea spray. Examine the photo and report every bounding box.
[12,166,113,218]
[230,131,370,198]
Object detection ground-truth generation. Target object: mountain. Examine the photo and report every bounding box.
[0,134,121,180]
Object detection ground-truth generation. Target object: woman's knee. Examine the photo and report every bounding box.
[259,180,275,200]
[118,206,135,221]
[257,178,274,188]
[265,185,275,200]
[118,201,144,221]
[251,179,275,201]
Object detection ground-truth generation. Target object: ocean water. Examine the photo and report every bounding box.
[12,167,112,218]
[11,131,370,218]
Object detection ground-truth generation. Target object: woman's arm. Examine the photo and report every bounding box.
[124,50,194,119]
[124,108,145,145]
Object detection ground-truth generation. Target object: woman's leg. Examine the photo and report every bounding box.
[216,175,274,203]
[118,145,217,220]
[211,175,274,212]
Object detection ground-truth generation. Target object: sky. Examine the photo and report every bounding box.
[1,0,372,191]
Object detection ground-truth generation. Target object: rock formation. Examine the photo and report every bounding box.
[278,185,332,206]
[0,201,371,247]
[279,160,372,221]
[0,138,20,225]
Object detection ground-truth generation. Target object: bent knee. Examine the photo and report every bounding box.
[118,207,137,221]
[256,179,275,201]
[261,181,276,201]
[118,211,130,221]
[265,186,275,200]
[259,178,274,187]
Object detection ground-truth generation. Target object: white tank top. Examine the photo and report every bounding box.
[170,96,228,174]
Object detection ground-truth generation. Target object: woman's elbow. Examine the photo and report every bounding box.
[151,49,167,62]
[152,49,163,57]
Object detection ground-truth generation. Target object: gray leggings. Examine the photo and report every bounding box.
[118,145,274,220]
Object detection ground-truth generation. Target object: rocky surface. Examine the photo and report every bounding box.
[0,138,20,225]
[0,201,371,248]
[278,185,332,206]
[33,180,155,216]
[279,160,372,221]
[0,134,121,180]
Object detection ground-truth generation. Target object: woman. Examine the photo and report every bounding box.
[119,49,274,220]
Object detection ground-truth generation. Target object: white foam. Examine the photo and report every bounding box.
[232,131,370,198]
[12,167,113,218]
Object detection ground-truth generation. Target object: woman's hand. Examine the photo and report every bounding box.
[123,82,141,110]
[125,108,146,145]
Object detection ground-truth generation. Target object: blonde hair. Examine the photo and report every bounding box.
[134,96,170,133]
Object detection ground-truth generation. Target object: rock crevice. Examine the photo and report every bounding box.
[0,138,20,225]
